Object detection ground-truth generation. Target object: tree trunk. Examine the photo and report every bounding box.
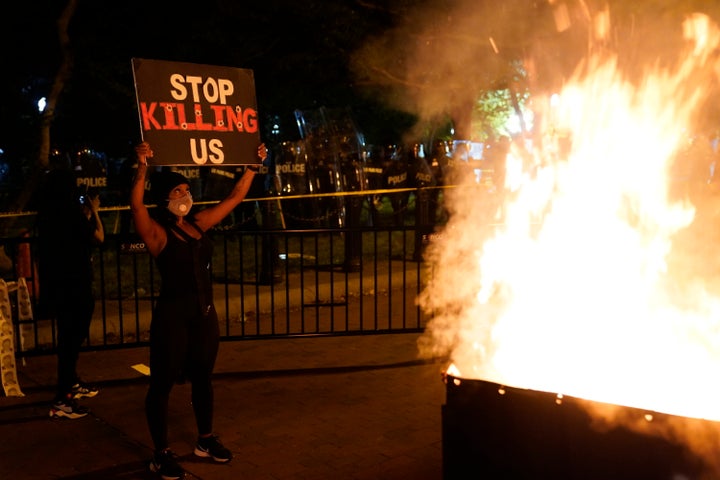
[8,0,77,217]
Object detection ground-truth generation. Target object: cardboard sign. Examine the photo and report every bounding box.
[132,58,261,166]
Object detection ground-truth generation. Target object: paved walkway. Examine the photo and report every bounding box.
[0,333,446,480]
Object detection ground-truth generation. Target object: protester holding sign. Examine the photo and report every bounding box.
[131,140,266,480]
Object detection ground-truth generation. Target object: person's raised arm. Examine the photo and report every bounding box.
[194,143,267,231]
[130,142,166,257]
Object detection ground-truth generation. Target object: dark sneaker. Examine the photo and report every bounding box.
[49,396,89,419]
[72,382,99,399]
[194,434,232,463]
[149,449,184,480]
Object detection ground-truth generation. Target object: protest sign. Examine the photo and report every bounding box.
[132,58,261,166]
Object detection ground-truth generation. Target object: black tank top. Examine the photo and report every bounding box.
[156,219,214,310]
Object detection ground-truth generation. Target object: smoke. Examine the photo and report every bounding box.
[352,0,558,139]
[414,4,720,401]
[355,0,720,387]
[351,0,720,138]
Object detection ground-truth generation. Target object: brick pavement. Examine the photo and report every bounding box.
[0,333,446,480]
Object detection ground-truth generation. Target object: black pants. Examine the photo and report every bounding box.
[54,284,95,400]
[145,299,220,451]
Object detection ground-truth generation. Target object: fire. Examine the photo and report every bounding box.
[419,13,720,421]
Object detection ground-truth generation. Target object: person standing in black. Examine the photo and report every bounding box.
[37,168,105,419]
[131,141,266,480]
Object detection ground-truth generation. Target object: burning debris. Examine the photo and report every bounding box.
[442,373,719,480]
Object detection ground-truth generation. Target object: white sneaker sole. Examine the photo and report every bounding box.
[193,447,232,463]
[49,408,88,419]
[72,390,98,399]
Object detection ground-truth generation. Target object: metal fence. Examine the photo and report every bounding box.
[2,192,443,359]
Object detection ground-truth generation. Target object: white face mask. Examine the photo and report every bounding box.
[167,192,192,216]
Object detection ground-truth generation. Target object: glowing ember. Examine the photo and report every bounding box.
[419,13,720,421]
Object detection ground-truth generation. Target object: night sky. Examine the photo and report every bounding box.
[3,0,720,161]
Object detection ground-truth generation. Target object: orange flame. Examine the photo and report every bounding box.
[420,13,720,421]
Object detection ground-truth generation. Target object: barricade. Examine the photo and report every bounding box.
[0,192,438,358]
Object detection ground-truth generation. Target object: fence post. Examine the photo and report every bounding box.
[343,195,363,272]
[258,199,283,285]
[413,187,433,262]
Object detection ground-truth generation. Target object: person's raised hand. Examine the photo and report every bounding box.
[88,194,101,212]
[258,143,268,161]
[135,142,153,166]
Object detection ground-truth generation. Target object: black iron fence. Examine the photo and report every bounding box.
[1,189,447,359]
